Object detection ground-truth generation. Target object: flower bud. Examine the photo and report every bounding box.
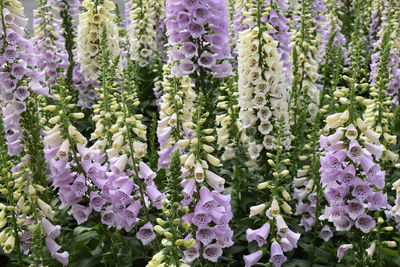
[383,241,397,248]
[270,199,280,216]
[250,203,267,217]
[257,182,269,190]
[71,113,85,119]
[154,225,165,234]
[175,239,184,246]
[183,238,196,249]
[281,190,291,201]
[206,154,222,167]
[156,218,166,226]
[181,221,191,231]
[163,232,173,239]
[281,201,292,215]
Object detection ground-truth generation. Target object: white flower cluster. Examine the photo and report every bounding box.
[237,28,291,161]
[157,64,196,168]
[128,0,158,67]
[76,0,119,80]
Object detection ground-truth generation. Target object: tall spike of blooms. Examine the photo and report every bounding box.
[32,0,68,84]
[292,0,347,236]
[0,1,69,264]
[237,1,299,266]
[318,11,398,263]
[238,0,291,166]
[128,0,158,67]
[320,0,346,57]
[365,3,400,135]
[0,0,48,156]
[147,150,193,267]
[164,0,235,263]
[156,63,196,169]
[289,0,322,200]
[76,0,119,80]
[165,0,234,79]
[42,32,163,257]
[243,120,299,267]
[150,0,168,63]
[215,77,250,206]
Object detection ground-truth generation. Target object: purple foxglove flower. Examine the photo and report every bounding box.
[29,81,50,96]
[110,154,128,174]
[279,238,293,252]
[11,63,25,79]
[14,86,29,101]
[352,179,373,201]
[178,59,196,75]
[269,241,287,267]
[333,215,353,231]
[345,199,365,220]
[364,142,384,159]
[183,240,200,264]
[196,227,216,246]
[281,229,300,249]
[366,170,385,190]
[300,216,315,232]
[72,175,87,197]
[3,47,17,62]
[136,222,156,245]
[209,207,229,229]
[145,185,165,209]
[53,251,69,266]
[198,52,216,68]
[243,250,263,267]
[45,237,61,255]
[158,127,172,146]
[319,226,333,242]
[69,204,92,225]
[101,208,116,227]
[41,217,61,239]
[138,162,156,185]
[188,22,205,38]
[122,201,141,230]
[355,214,376,233]
[347,140,367,163]
[192,206,212,227]
[202,244,223,262]
[216,228,234,248]
[89,192,106,212]
[324,150,347,169]
[181,42,198,58]
[339,164,356,186]
[367,192,388,211]
[77,144,96,161]
[337,244,353,262]
[199,186,217,210]
[325,184,348,205]
[181,179,196,206]
[246,223,270,247]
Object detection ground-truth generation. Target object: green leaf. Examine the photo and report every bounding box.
[381,247,399,257]
[75,231,98,242]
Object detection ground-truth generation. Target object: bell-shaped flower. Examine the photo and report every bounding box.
[269,241,287,267]
[243,250,263,267]
[246,223,270,247]
[136,222,156,245]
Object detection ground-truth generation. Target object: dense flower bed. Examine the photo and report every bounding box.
[0,0,399,266]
